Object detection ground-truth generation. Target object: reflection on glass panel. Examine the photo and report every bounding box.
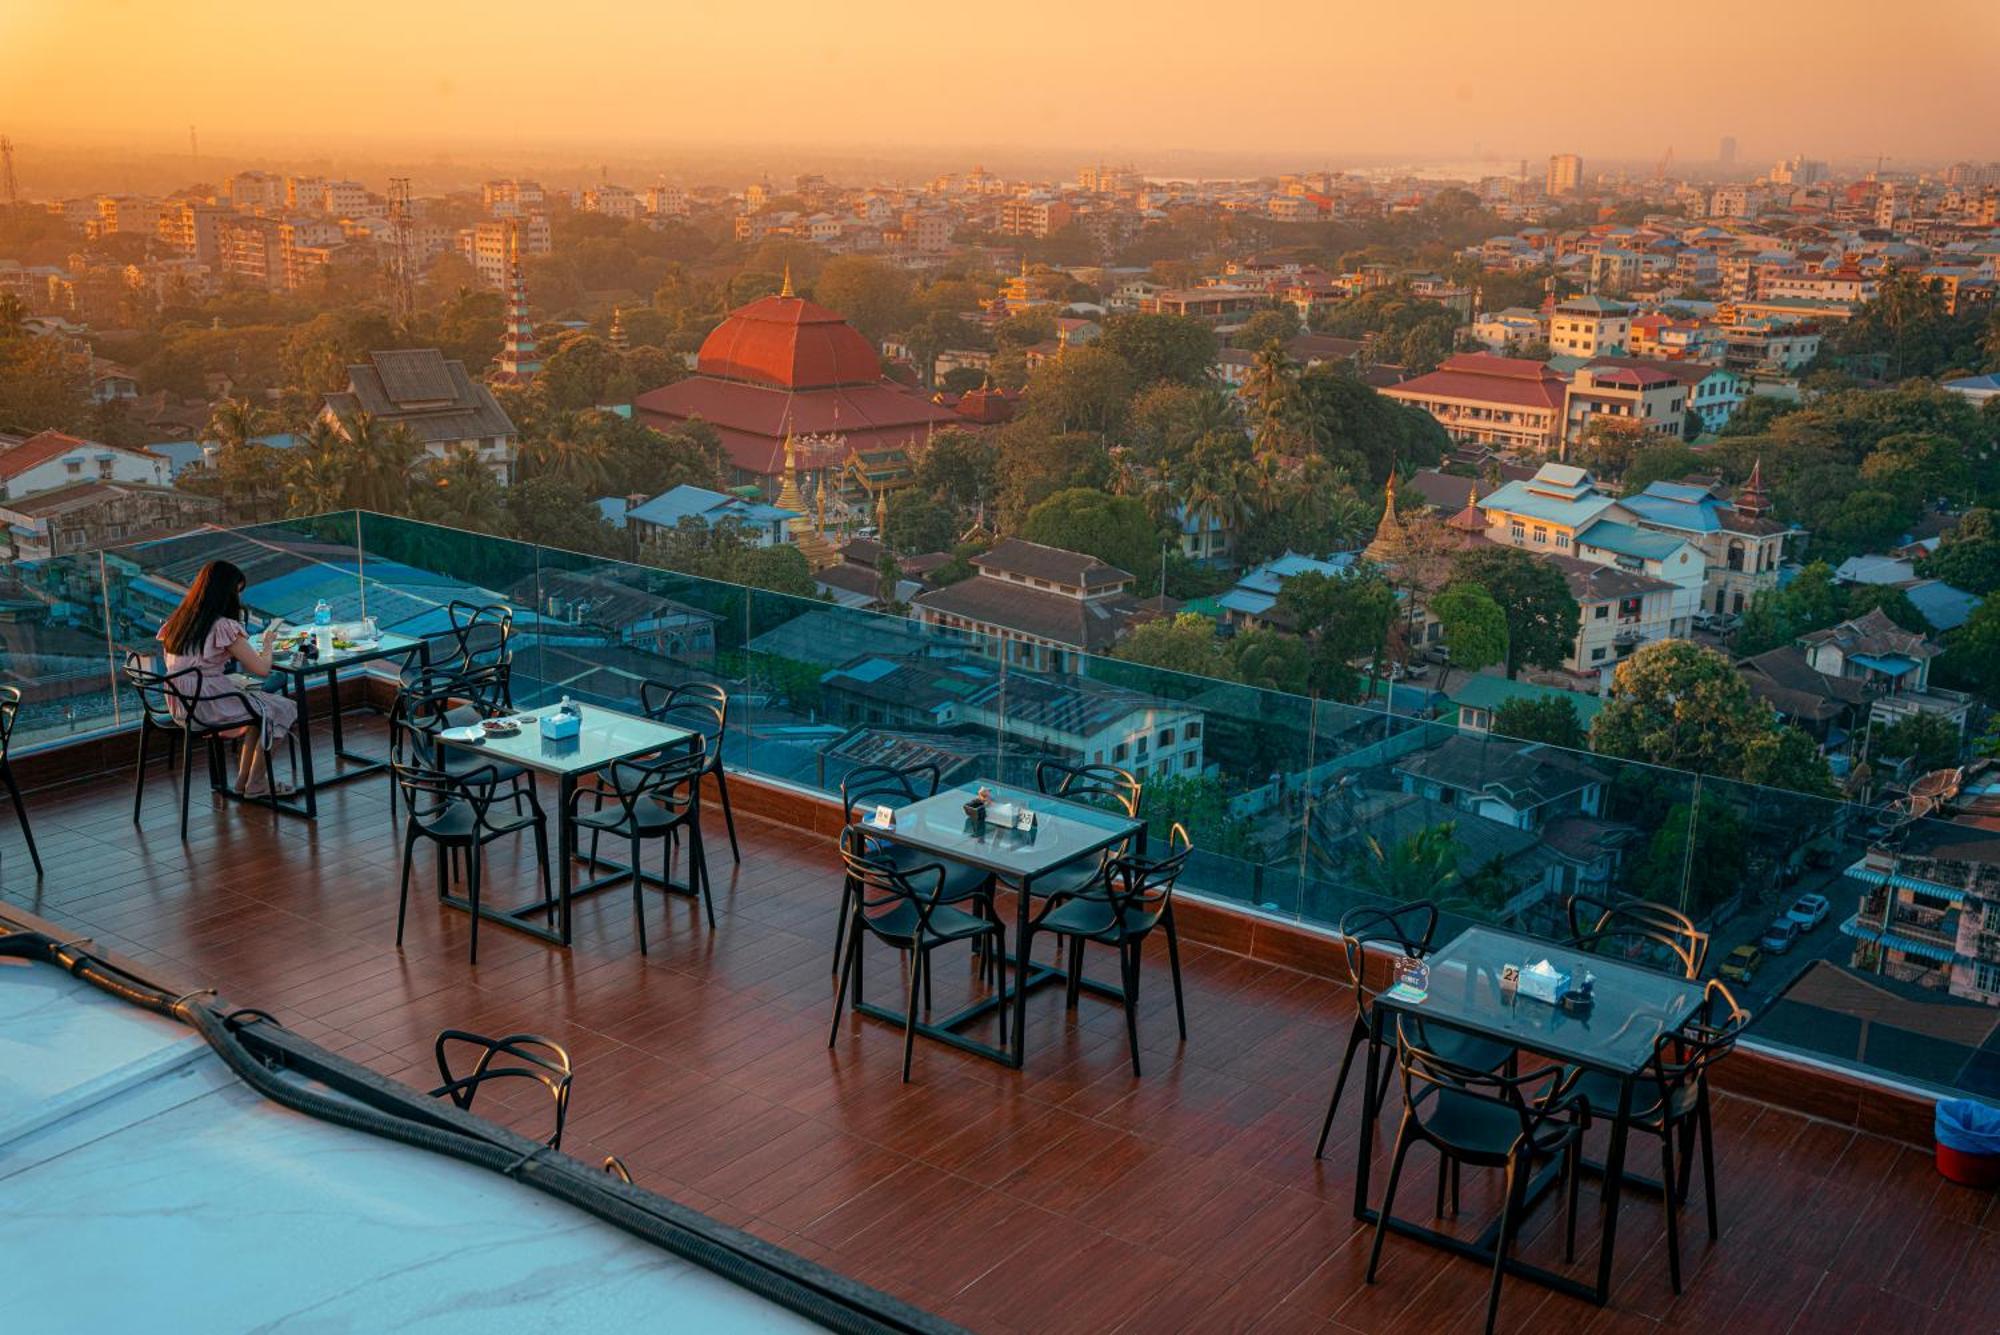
[100,512,364,713]
[0,550,118,748]
[356,511,540,698]
[529,545,751,768]
[746,588,1001,798]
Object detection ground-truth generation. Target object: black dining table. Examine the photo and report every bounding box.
[858,780,1145,1068]
[1356,923,1704,1306]
[433,701,696,946]
[260,629,428,819]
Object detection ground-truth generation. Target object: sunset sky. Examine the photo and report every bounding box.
[5,0,1997,169]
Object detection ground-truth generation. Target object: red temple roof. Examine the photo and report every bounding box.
[695,294,882,390]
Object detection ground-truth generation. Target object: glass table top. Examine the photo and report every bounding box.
[1379,925,1704,1076]
[435,703,695,777]
[867,781,1142,880]
[269,629,426,673]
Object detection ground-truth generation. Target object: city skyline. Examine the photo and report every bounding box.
[6,0,1998,167]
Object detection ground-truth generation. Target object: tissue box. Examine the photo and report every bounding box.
[1517,959,1571,1004]
[540,710,581,741]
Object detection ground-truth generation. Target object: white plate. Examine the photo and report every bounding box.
[438,725,486,742]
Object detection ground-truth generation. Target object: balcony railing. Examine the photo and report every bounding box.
[0,510,1986,1101]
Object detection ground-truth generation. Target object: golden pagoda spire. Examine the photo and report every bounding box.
[874,486,888,532]
[780,263,794,298]
[1364,470,1408,564]
[774,433,837,569]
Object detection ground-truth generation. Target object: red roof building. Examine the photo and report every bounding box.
[1380,354,1569,456]
[633,286,962,484]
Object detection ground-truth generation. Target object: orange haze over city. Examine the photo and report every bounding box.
[5,0,1998,165]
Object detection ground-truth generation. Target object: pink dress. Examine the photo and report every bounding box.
[161,617,299,747]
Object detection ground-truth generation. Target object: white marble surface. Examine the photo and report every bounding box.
[1,964,820,1334]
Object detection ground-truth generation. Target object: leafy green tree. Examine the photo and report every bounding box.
[1275,569,1396,699]
[1096,313,1218,387]
[1447,547,1578,678]
[1020,488,1161,578]
[1111,613,1237,680]
[1428,581,1506,697]
[882,489,956,554]
[1491,695,1587,749]
[1295,365,1449,485]
[1142,772,1262,861]
[1229,308,1299,351]
[996,427,1113,529]
[641,516,817,596]
[1359,822,1460,900]
[1943,597,2000,697]
[1017,344,1136,434]
[810,258,914,342]
[1841,583,1927,633]
[1871,712,1962,773]
[1621,442,1707,495]
[1590,639,1835,796]
[506,475,620,554]
[1833,271,1985,380]
[1919,508,2000,595]
[913,428,998,511]
[1231,628,1311,694]
[0,332,91,434]
[413,445,506,532]
[1733,561,1846,655]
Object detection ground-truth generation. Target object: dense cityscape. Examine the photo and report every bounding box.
[3,5,1999,1329]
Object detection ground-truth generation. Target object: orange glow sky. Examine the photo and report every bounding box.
[5,0,1997,167]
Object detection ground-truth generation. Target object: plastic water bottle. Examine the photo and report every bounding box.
[560,694,576,718]
[313,599,332,626]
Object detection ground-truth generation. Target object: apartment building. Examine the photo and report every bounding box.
[1548,296,1631,357]
[226,171,285,209]
[583,185,640,220]
[1547,154,1583,197]
[644,184,690,218]
[1139,286,1264,326]
[459,216,552,288]
[482,179,546,216]
[156,201,229,264]
[911,538,1141,674]
[1562,359,1689,449]
[1381,354,1568,455]
[322,180,371,217]
[998,197,1073,238]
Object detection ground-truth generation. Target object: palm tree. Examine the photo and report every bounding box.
[335,412,423,513]
[1359,821,1461,901]
[203,396,267,454]
[284,424,349,517]
[521,411,611,491]
[1240,340,1299,449]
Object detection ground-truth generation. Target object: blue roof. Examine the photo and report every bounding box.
[148,433,303,479]
[627,485,799,530]
[1904,581,1982,632]
[1577,520,1682,561]
[1621,484,1732,534]
[1480,479,1617,528]
[1852,652,1920,676]
[594,497,630,528]
[1842,859,1966,903]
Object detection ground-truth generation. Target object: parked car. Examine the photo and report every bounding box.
[1759,918,1802,954]
[1719,944,1763,983]
[1692,611,1718,632]
[1787,893,1831,931]
[1710,612,1741,635]
[1423,645,1451,666]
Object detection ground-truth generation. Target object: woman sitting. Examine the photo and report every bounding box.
[158,559,300,798]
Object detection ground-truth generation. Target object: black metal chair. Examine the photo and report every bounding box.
[639,680,738,863]
[392,760,551,965]
[389,670,529,790]
[567,746,712,953]
[429,1029,572,1150]
[124,652,297,838]
[1031,822,1191,1076]
[1563,980,1750,1294]
[1365,1015,1591,1335]
[1031,759,1142,900]
[1566,892,1710,979]
[417,601,515,705]
[0,686,42,878]
[830,763,995,977]
[828,825,1007,1082]
[1313,901,1517,1159]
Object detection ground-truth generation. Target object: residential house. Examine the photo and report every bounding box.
[1211,552,1357,632]
[911,538,1141,673]
[620,485,800,548]
[0,432,170,500]
[1619,467,1793,617]
[1548,296,1631,357]
[1449,675,1604,737]
[1562,360,1689,450]
[0,481,218,559]
[1798,607,1971,734]
[320,349,519,480]
[1380,354,1569,456]
[1556,554,1682,677]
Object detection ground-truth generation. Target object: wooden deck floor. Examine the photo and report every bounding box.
[2,733,1994,1334]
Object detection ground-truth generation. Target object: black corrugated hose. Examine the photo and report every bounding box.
[0,927,962,1335]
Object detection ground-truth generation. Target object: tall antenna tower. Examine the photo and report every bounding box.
[388,177,416,321]
[1,136,17,206]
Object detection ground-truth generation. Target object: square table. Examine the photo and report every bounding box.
[858,780,1144,1068]
[263,631,428,819]
[433,702,697,946]
[1356,924,1703,1305]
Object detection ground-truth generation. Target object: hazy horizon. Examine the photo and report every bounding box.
[6,0,1997,192]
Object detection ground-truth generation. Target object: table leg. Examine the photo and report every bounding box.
[327,669,347,755]
[558,773,576,945]
[1594,1073,1636,1303]
[1010,874,1032,1068]
[1353,1003,1384,1220]
[291,670,319,820]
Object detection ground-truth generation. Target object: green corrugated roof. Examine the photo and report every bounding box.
[1450,675,1604,724]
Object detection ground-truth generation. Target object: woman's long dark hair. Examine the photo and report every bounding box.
[159,559,248,656]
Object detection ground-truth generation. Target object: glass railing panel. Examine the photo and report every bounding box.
[355,511,543,699]
[0,548,119,749]
[530,543,754,768]
[100,511,364,717]
[744,587,1006,800]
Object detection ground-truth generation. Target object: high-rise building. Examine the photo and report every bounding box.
[1546,154,1583,197]
[1718,136,1737,168]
